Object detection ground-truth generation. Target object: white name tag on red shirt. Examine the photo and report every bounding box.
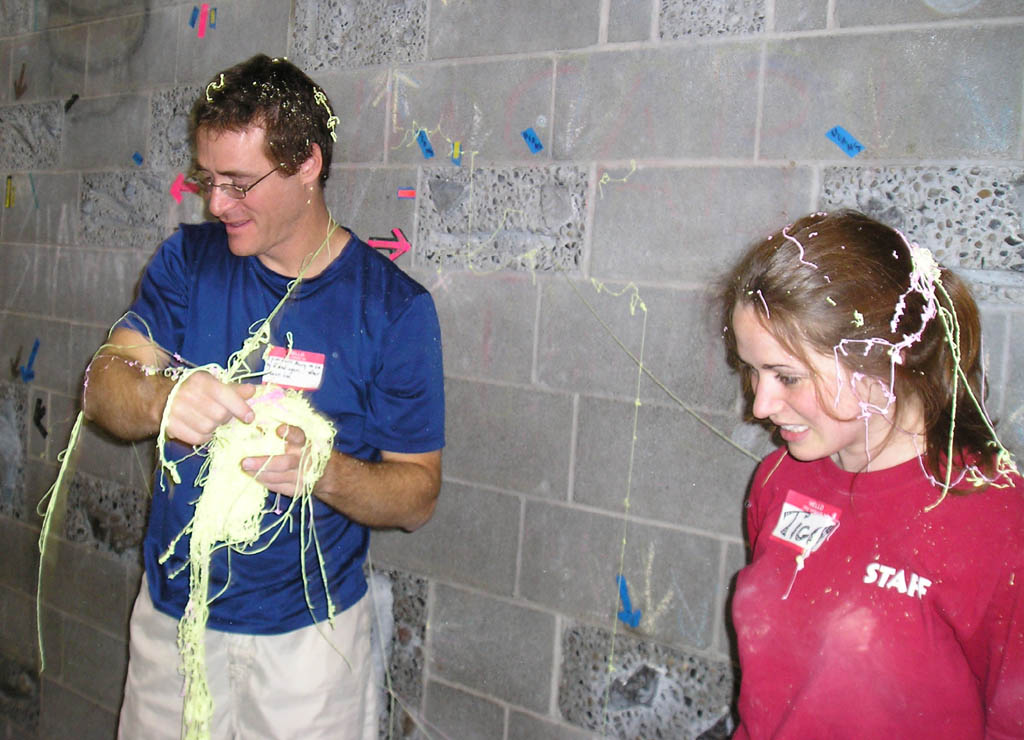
[770,490,842,554]
[262,345,325,391]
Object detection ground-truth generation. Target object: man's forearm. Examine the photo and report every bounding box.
[314,450,441,532]
[83,353,174,441]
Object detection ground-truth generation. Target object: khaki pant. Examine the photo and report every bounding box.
[118,576,379,739]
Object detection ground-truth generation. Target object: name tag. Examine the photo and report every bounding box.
[262,346,325,391]
[770,490,841,554]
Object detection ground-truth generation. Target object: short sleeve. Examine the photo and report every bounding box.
[122,227,191,355]
[362,291,445,454]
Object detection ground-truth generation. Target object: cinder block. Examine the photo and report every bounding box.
[428,0,599,59]
[174,0,291,85]
[62,95,149,170]
[431,270,537,384]
[78,170,168,250]
[417,165,587,272]
[55,248,149,326]
[761,28,1024,160]
[1000,312,1024,462]
[326,167,419,248]
[0,585,62,675]
[0,1,32,36]
[0,650,39,732]
[61,618,128,712]
[0,172,80,246]
[573,395,760,538]
[39,679,118,740]
[609,0,652,43]
[659,0,766,38]
[372,480,520,596]
[558,623,734,737]
[443,378,573,497]
[0,242,55,317]
[520,502,722,647]
[291,0,426,71]
[978,307,1009,420]
[591,165,814,284]
[0,101,62,169]
[553,45,760,160]
[68,324,111,398]
[64,470,147,563]
[371,568,427,719]
[386,59,554,165]
[36,391,77,465]
[773,0,828,31]
[149,85,203,173]
[0,317,73,395]
[309,67,389,165]
[10,26,87,103]
[44,539,130,635]
[836,0,1024,27]
[0,516,38,594]
[423,680,505,740]
[52,0,147,24]
[716,542,746,655]
[820,165,1024,272]
[0,40,11,106]
[508,710,596,740]
[429,583,555,712]
[85,8,178,96]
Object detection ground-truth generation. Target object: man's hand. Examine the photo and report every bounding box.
[241,423,311,497]
[164,371,257,447]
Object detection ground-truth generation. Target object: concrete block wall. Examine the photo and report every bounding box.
[1,1,1021,738]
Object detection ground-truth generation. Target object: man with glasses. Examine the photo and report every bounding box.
[83,55,445,739]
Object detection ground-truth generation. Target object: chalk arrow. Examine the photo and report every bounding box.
[13,63,27,100]
[169,172,199,203]
[367,227,411,261]
[616,574,642,628]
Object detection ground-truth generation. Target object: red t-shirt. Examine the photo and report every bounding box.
[733,449,1024,739]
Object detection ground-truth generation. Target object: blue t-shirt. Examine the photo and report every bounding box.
[127,222,445,634]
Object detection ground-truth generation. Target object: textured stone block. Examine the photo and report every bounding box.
[429,583,555,711]
[62,618,128,712]
[10,26,87,103]
[386,59,554,165]
[0,0,32,36]
[149,85,203,172]
[508,711,596,740]
[428,0,599,59]
[326,167,419,250]
[0,385,28,523]
[372,480,520,596]
[39,679,118,740]
[773,0,827,31]
[537,280,741,411]
[25,456,58,521]
[62,94,149,170]
[591,165,814,283]
[659,0,766,38]
[443,378,573,497]
[836,0,1024,26]
[431,270,537,384]
[761,28,1024,160]
[417,165,587,272]
[520,503,723,647]
[55,247,149,326]
[372,567,427,738]
[0,651,39,733]
[574,395,760,538]
[820,165,1024,272]
[0,172,80,245]
[0,102,62,169]
[63,471,147,563]
[44,539,130,634]
[78,170,169,250]
[0,242,56,316]
[85,8,178,96]
[174,0,291,85]
[1000,311,1024,462]
[559,623,734,738]
[422,681,505,740]
[609,0,653,42]
[553,45,760,160]
[291,0,426,71]
[310,67,389,165]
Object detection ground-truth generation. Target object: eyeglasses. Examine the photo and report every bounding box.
[188,166,280,200]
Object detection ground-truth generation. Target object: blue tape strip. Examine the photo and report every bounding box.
[416,129,435,159]
[521,127,543,154]
[826,125,864,158]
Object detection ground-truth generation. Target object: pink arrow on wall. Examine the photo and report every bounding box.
[367,228,411,261]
